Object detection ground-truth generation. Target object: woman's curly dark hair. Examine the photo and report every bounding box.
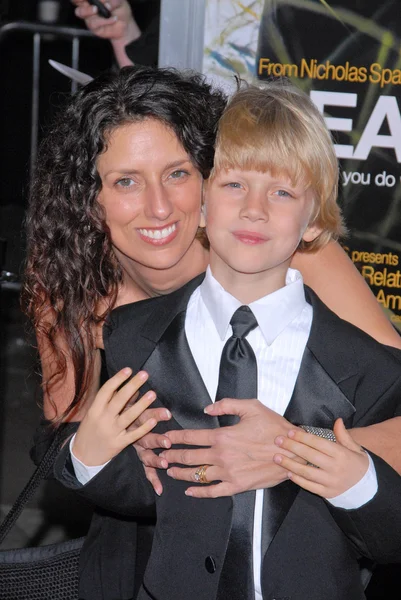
[23,65,227,422]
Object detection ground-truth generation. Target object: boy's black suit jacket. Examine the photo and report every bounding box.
[55,274,401,600]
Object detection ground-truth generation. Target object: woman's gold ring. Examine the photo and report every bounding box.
[194,465,210,484]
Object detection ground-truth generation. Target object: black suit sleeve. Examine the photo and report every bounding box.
[383,345,401,417]
[53,442,156,517]
[125,13,160,66]
[30,419,79,468]
[327,452,401,563]
[336,358,401,563]
[305,312,401,563]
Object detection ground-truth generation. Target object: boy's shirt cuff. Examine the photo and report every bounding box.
[69,433,110,485]
[327,453,377,509]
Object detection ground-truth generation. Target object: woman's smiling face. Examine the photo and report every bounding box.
[97,118,204,272]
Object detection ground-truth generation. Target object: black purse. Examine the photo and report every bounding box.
[0,429,84,600]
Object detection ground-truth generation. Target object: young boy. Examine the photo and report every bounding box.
[56,80,401,600]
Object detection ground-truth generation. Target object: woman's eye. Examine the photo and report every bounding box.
[116,177,134,188]
[170,169,189,179]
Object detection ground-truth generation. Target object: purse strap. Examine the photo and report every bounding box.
[0,427,65,545]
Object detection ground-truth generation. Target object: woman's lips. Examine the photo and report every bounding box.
[137,222,179,245]
[232,230,268,245]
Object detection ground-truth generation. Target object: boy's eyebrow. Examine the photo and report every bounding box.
[214,167,307,184]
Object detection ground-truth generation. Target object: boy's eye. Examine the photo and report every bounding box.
[116,177,135,188]
[226,181,242,189]
[274,189,292,198]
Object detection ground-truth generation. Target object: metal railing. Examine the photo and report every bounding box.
[0,21,95,179]
[0,21,99,282]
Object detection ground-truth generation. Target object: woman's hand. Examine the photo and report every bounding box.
[72,368,157,466]
[161,399,300,498]
[273,418,369,498]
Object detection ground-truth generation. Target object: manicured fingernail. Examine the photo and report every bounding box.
[185,490,193,496]
[164,410,171,419]
[204,405,212,414]
[160,459,168,469]
[92,5,97,13]
[105,2,112,8]
[155,488,162,496]
[167,469,174,478]
[275,436,284,446]
[162,439,170,448]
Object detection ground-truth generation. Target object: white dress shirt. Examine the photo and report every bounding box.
[71,266,377,600]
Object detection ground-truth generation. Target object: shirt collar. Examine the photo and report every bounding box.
[200,266,307,345]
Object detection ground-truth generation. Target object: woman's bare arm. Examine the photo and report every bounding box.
[37,328,101,421]
[292,240,401,349]
[350,418,401,474]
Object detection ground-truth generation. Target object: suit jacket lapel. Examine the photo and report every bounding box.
[284,347,356,428]
[134,272,220,431]
[141,309,220,431]
[285,286,357,432]
[261,288,357,560]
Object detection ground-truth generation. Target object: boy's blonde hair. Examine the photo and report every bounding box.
[211,79,346,252]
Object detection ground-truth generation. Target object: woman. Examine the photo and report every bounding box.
[24,65,401,598]
[24,65,220,420]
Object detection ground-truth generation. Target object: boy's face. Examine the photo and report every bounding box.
[204,169,320,293]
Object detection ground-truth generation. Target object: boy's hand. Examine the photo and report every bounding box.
[73,368,157,466]
[128,408,172,497]
[273,418,369,498]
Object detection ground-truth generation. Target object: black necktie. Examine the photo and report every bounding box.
[216,305,258,599]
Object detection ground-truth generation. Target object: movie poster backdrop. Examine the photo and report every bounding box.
[203,0,401,328]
